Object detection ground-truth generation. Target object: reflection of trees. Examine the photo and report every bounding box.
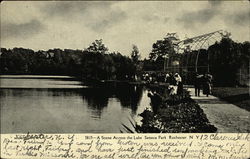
[115,84,143,114]
[79,84,144,118]
[1,80,144,119]
[81,88,110,118]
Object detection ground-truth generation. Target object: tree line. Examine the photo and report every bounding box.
[180,38,249,86]
[0,39,139,81]
[143,34,249,86]
[1,35,249,86]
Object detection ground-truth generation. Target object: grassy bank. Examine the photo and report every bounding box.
[212,87,250,111]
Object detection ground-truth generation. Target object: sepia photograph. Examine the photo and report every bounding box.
[1,0,249,135]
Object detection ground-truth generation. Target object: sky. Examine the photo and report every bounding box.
[1,1,249,58]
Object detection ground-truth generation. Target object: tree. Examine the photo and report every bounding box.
[110,52,136,80]
[149,33,179,61]
[131,44,140,63]
[85,39,108,54]
[148,33,180,71]
[208,37,243,86]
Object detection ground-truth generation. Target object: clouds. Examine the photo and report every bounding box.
[226,10,250,26]
[177,9,218,28]
[1,19,45,39]
[41,1,114,17]
[176,1,221,28]
[86,10,127,32]
[176,0,249,35]
[40,1,127,31]
[1,1,249,58]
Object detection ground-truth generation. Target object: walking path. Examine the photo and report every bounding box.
[187,88,250,133]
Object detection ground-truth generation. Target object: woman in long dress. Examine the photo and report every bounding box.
[203,73,212,97]
[174,73,183,97]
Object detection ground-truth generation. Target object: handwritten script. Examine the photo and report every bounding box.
[1,133,249,159]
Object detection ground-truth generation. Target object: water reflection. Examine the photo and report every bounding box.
[0,76,148,133]
[81,88,110,119]
[115,84,143,114]
[80,84,143,118]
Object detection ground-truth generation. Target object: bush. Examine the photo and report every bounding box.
[135,88,217,133]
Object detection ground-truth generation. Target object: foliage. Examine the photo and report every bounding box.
[135,88,217,133]
[149,33,179,61]
[148,35,250,86]
[131,44,140,64]
[136,101,217,133]
[110,52,136,80]
[179,37,249,86]
[0,40,136,81]
[208,38,249,86]
[1,35,249,86]
[85,39,108,54]
[146,33,180,71]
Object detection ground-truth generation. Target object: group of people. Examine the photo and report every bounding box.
[147,72,213,113]
[194,73,213,97]
[147,73,184,112]
[142,72,182,85]
[168,73,183,97]
[142,71,213,97]
[142,72,167,83]
[142,72,184,96]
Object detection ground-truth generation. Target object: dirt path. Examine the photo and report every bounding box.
[188,88,250,133]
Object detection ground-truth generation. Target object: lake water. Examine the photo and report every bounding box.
[0,75,151,133]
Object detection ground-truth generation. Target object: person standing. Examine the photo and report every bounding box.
[165,73,170,83]
[194,73,202,97]
[203,73,212,97]
[174,73,183,98]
